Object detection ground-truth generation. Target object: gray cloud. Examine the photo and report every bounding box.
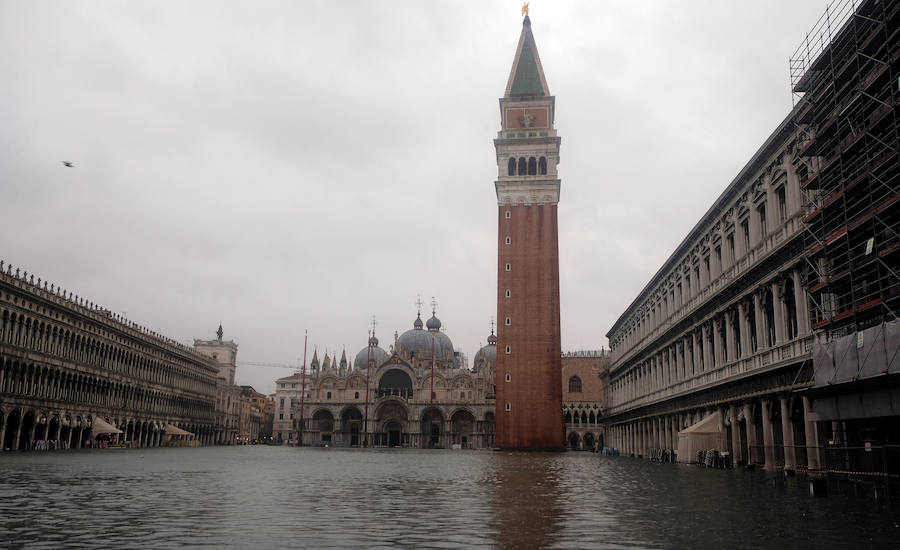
[0,1,825,391]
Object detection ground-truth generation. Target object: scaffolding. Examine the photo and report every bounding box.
[790,0,899,340]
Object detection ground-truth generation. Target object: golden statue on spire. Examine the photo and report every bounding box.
[521,2,529,17]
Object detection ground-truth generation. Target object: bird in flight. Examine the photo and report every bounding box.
[62,161,74,167]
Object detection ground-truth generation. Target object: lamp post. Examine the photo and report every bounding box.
[298,330,307,447]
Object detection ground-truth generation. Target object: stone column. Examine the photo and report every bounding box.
[738,302,750,357]
[725,310,735,363]
[692,331,700,374]
[742,402,756,464]
[761,399,776,470]
[713,317,724,367]
[792,268,809,336]
[753,291,765,350]
[728,405,741,466]
[779,396,796,469]
[802,396,821,469]
[702,324,712,371]
[663,416,670,450]
[772,280,786,345]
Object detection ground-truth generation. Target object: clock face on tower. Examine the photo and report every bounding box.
[519,113,534,128]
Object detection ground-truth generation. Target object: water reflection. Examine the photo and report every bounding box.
[489,453,564,549]
[0,447,897,549]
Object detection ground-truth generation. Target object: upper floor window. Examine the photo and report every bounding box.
[539,156,547,175]
[518,157,527,175]
[508,157,516,176]
[758,204,767,237]
[568,376,582,393]
[528,157,537,175]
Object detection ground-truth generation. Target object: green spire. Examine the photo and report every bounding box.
[505,16,549,98]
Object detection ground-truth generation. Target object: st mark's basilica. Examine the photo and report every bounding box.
[272,307,498,449]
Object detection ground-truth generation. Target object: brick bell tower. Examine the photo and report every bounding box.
[493,13,563,451]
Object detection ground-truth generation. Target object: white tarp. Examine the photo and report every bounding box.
[164,424,193,437]
[90,417,123,437]
[676,411,725,463]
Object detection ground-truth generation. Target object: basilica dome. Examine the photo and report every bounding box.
[354,334,388,369]
[397,312,455,368]
[472,330,497,373]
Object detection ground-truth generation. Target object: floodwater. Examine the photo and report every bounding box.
[0,447,897,549]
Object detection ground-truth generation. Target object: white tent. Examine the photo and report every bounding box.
[164,424,193,437]
[90,417,123,437]
[676,411,726,463]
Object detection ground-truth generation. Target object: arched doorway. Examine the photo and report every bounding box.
[421,408,444,448]
[568,432,580,451]
[583,432,595,451]
[3,410,19,451]
[20,411,35,450]
[375,401,409,447]
[48,415,60,443]
[312,410,335,444]
[384,420,403,447]
[450,410,475,449]
[340,407,363,447]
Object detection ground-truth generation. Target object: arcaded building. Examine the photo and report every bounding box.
[0,264,220,450]
[605,0,898,470]
[562,350,609,451]
[272,309,497,449]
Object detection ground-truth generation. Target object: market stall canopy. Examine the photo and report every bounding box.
[676,411,725,463]
[164,424,193,437]
[91,417,123,437]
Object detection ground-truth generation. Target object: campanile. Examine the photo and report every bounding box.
[493,14,564,450]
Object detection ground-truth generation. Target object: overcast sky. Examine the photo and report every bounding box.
[1,1,826,393]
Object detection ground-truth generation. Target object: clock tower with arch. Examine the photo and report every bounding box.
[493,14,564,450]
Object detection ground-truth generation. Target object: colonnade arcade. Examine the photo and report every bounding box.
[608,391,822,470]
[300,402,495,449]
[609,264,812,412]
[0,405,216,451]
[564,403,604,451]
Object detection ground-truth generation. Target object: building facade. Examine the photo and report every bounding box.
[562,350,609,451]
[494,14,564,451]
[604,0,899,470]
[194,328,241,445]
[0,263,220,450]
[273,310,497,449]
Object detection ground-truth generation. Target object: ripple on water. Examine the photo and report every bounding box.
[0,447,898,549]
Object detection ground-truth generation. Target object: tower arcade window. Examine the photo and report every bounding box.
[508,157,516,176]
[518,157,527,175]
[528,157,537,175]
[568,376,583,393]
[539,156,547,175]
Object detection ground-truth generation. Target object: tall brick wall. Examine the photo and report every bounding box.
[495,204,564,450]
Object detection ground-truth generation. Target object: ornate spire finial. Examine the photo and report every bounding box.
[490,316,495,335]
[415,294,423,315]
[371,315,378,335]
[431,296,437,315]
[521,2,529,17]
[216,323,223,341]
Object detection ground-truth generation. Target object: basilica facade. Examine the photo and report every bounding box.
[272,309,497,449]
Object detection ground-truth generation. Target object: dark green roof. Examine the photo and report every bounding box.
[509,40,544,97]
